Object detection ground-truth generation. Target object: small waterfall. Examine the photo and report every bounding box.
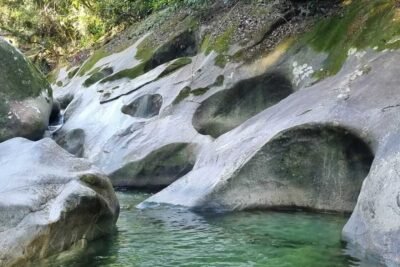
[135,94,151,117]
[47,110,64,135]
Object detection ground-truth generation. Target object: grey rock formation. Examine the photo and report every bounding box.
[110,143,196,189]
[139,50,400,265]
[51,10,400,265]
[0,138,119,266]
[121,94,163,118]
[0,38,52,142]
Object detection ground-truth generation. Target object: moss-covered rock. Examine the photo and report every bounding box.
[101,30,197,83]
[0,38,53,142]
[83,67,113,87]
[303,0,400,79]
[78,49,111,76]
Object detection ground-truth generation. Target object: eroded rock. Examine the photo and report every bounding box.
[205,125,374,212]
[110,143,196,189]
[121,94,163,118]
[55,128,86,157]
[193,72,293,138]
[0,138,119,266]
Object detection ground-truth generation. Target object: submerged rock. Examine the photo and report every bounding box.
[0,38,52,142]
[0,138,119,266]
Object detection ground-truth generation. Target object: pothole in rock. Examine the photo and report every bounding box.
[192,72,293,138]
[109,143,196,190]
[121,94,163,118]
[84,67,114,87]
[48,100,63,133]
[101,30,198,83]
[146,30,197,70]
[216,125,374,213]
[54,128,85,157]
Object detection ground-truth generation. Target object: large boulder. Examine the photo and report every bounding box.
[0,38,53,142]
[0,138,119,266]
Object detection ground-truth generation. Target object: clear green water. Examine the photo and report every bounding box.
[41,191,375,267]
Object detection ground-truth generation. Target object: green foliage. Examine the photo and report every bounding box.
[0,0,210,71]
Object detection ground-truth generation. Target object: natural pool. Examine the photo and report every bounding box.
[40,191,381,267]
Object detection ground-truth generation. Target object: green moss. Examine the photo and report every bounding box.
[87,67,101,76]
[80,174,102,187]
[0,39,51,100]
[200,34,212,54]
[135,34,158,61]
[83,72,105,87]
[67,67,79,79]
[84,67,114,87]
[214,27,234,54]
[100,62,146,83]
[172,86,191,105]
[158,57,192,78]
[203,27,234,55]
[214,54,228,68]
[191,87,210,96]
[78,49,110,76]
[213,75,225,87]
[304,0,400,78]
[172,75,224,105]
[46,69,59,84]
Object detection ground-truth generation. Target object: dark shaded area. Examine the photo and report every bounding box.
[110,143,196,189]
[121,94,163,118]
[49,100,61,126]
[84,67,114,87]
[193,72,293,138]
[55,129,86,157]
[147,30,197,70]
[219,125,374,213]
[101,30,197,83]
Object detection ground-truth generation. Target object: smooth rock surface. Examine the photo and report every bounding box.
[0,38,52,142]
[0,138,119,266]
[140,50,400,265]
[51,1,400,264]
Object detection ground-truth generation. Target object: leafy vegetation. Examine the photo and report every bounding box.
[0,0,211,71]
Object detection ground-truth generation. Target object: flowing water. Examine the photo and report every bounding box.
[40,191,380,267]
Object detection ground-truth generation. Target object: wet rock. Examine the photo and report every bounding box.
[0,138,119,266]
